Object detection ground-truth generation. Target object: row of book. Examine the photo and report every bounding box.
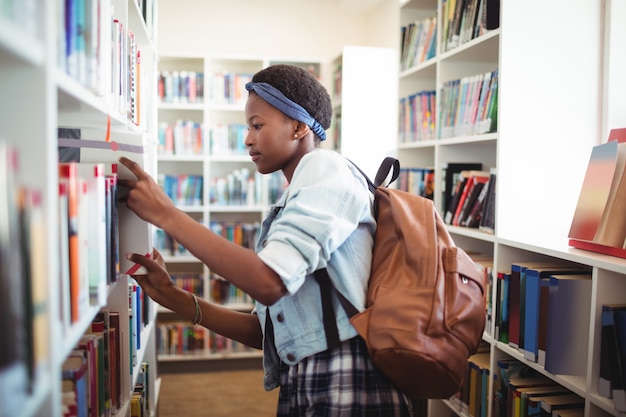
[210,273,255,306]
[568,128,626,258]
[158,70,205,104]
[159,174,203,206]
[443,164,497,232]
[157,120,204,156]
[170,273,204,297]
[157,121,251,157]
[59,0,147,126]
[447,346,584,417]
[397,167,435,200]
[441,0,494,53]
[439,69,499,139]
[491,357,583,417]
[398,90,436,143]
[0,144,49,417]
[399,16,437,71]
[156,323,257,356]
[61,302,152,417]
[209,169,263,206]
[208,72,254,106]
[155,220,261,258]
[59,161,120,326]
[493,261,593,377]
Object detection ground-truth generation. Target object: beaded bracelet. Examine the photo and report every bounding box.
[191,293,202,325]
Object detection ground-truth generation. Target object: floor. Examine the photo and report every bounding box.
[157,368,279,417]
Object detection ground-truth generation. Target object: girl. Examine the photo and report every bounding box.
[119,64,412,416]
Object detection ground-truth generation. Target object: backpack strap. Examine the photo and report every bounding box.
[315,157,400,350]
[314,269,359,348]
[347,156,400,192]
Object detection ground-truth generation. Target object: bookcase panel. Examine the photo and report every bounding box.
[0,1,161,416]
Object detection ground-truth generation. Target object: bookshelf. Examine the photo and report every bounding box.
[325,45,398,181]
[398,1,622,417]
[154,54,324,362]
[0,0,160,416]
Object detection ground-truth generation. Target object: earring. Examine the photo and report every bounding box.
[294,134,298,138]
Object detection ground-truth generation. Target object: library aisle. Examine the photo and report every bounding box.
[158,369,278,417]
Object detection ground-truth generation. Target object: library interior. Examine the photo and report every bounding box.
[2,0,626,416]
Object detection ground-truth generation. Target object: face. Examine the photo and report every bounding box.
[244,93,301,177]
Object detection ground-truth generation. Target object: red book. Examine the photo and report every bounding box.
[59,163,81,323]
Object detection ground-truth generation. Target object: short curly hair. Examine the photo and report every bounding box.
[251,64,332,135]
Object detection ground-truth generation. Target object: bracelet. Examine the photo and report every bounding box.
[191,293,202,325]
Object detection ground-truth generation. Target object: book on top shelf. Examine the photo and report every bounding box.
[568,128,626,258]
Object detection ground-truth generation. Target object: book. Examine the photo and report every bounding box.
[537,277,551,367]
[91,312,111,416]
[568,129,626,257]
[59,162,87,323]
[492,358,528,417]
[76,163,107,308]
[599,304,626,404]
[441,162,482,217]
[452,170,490,226]
[553,409,584,417]
[58,182,72,334]
[19,188,50,388]
[62,352,89,417]
[467,352,490,417]
[508,261,578,351]
[537,394,584,417]
[521,385,570,417]
[506,375,555,417]
[494,271,510,343]
[544,274,592,376]
[605,305,626,411]
[108,312,122,410]
[478,167,497,233]
[462,170,492,228]
[78,335,99,417]
[0,144,29,417]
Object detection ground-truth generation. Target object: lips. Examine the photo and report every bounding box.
[249,151,260,162]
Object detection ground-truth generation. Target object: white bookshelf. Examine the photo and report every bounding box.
[0,0,161,416]
[398,1,625,417]
[154,54,327,361]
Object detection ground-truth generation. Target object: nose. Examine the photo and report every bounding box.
[244,128,252,147]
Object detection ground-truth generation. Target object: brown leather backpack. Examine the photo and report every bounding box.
[315,157,487,399]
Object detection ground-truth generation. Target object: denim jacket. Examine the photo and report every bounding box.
[255,149,375,390]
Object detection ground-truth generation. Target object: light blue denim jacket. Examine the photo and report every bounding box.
[255,149,375,391]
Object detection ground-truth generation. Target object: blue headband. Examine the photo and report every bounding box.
[245,81,327,141]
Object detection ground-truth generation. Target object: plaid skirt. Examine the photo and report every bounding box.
[276,336,412,417]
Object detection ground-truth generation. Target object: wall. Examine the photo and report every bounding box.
[157,0,398,59]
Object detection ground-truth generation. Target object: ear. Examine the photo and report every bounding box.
[293,122,310,139]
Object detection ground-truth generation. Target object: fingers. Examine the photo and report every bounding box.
[118,156,147,180]
[126,252,157,273]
